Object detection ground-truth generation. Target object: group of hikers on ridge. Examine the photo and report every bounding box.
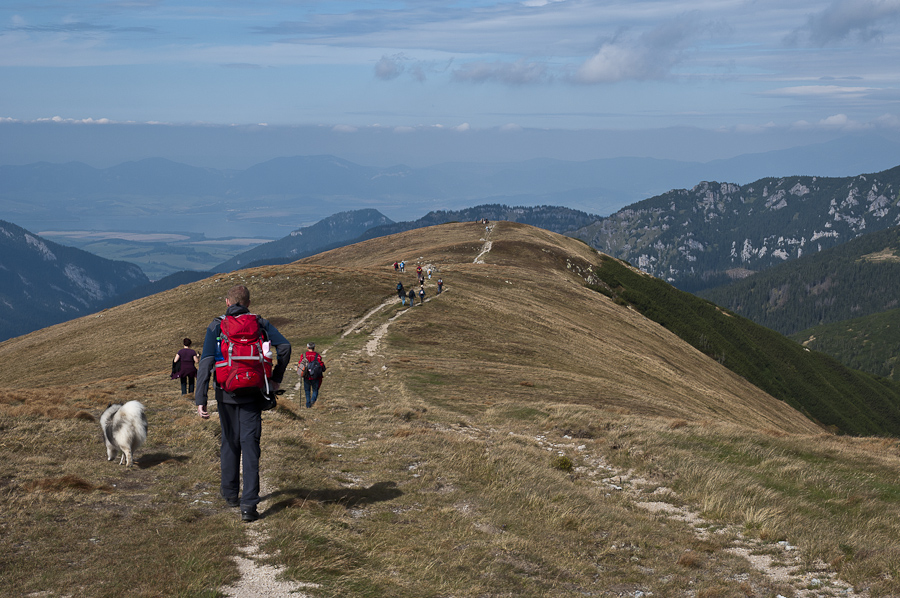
[394,261,443,307]
[174,263,446,521]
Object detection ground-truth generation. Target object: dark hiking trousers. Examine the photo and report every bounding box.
[217,400,262,510]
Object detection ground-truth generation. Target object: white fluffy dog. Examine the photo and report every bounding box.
[100,401,147,467]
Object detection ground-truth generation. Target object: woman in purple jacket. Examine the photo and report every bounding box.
[172,338,199,395]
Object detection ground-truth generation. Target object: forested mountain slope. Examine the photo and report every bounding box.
[791,308,900,381]
[700,225,900,335]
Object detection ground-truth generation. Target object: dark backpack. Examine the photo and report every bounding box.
[215,314,273,394]
[305,354,323,379]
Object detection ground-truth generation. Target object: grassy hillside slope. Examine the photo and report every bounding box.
[1,222,898,598]
[591,255,900,437]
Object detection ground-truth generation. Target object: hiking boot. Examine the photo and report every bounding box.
[221,493,239,508]
[241,507,259,522]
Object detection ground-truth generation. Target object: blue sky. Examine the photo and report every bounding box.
[2,0,900,166]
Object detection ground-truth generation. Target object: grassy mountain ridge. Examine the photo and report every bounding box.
[3,222,900,597]
[215,204,599,272]
[0,221,804,431]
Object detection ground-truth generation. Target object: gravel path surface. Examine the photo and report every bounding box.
[219,383,320,598]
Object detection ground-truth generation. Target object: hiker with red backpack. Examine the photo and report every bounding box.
[299,342,326,408]
[195,284,291,523]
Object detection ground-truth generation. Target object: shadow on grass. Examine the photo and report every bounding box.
[262,481,402,517]
[136,453,191,469]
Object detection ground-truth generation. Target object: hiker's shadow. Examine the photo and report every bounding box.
[262,481,403,517]
[136,453,190,469]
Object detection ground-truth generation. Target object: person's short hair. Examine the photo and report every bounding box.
[307,342,315,349]
[227,285,250,306]
[183,338,192,347]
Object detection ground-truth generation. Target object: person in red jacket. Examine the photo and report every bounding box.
[299,342,326,408]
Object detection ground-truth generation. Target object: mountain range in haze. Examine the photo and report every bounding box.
[3,133,900,240]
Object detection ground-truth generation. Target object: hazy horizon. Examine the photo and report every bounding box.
[3,120,900,172]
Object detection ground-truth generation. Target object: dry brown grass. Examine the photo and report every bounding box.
[0,221,896,597]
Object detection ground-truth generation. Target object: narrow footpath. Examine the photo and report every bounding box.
[218,239,474,597]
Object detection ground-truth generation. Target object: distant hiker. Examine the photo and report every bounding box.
[397,281,406,305]
[437,278,443,294]
[393,261,399,271]
[399,261,405,272]
[299,342,327,408]
[416,265,423,279]
[418,285,426,305]
[196,284,292,523]
[408,288,416,306]
[427,267,432,280]
[171,338,199,396]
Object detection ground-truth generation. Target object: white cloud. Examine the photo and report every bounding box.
[521,0,568,7]
[576,42,648,84]
[575,18,697,84]
[35,116,115,124]
[332,124,358,133]
[761,85,876,98]
[790,113,869,130]
[820,113,852,126]
[873,113,900,128]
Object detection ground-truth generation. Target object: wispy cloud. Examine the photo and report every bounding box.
[785,0,900,46]
[452,58,549,85]
[4,19,156,35]
[374,53,450,82]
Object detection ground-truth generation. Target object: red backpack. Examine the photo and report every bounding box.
[215,313,273,394]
